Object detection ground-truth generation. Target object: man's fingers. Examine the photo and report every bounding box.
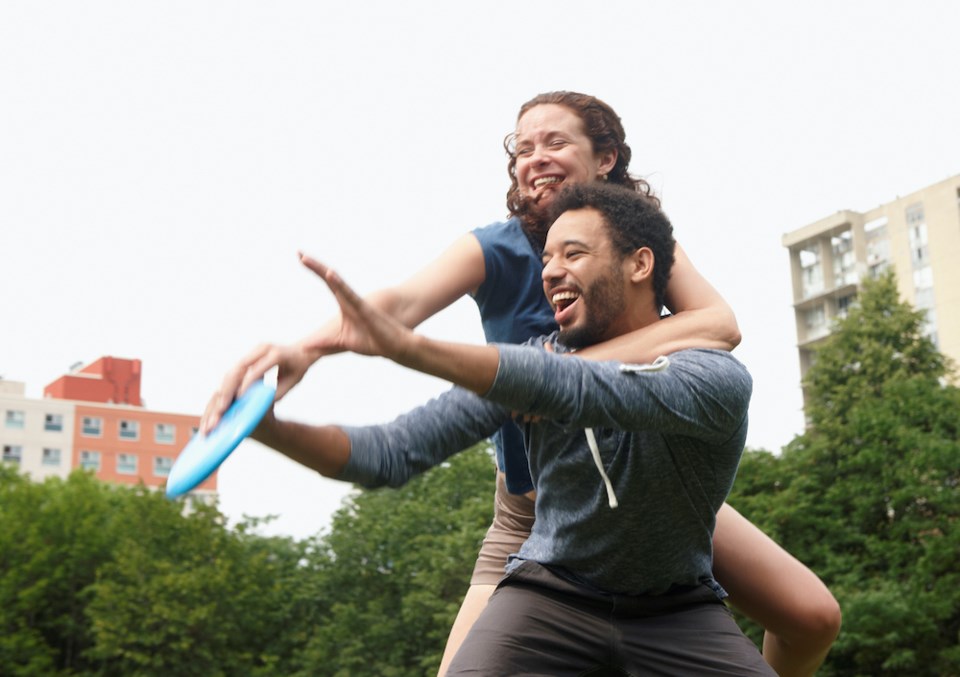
[300,252,350,301]
[323,268,366,312]
[300,253,378,332]
[302,256,367,318]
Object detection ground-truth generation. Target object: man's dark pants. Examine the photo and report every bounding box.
[447,561,776,676]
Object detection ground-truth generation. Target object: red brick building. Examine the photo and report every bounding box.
[2,357,213,499]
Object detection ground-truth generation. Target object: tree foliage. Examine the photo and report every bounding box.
[290,443,496,676]
[728,272,960,675]
[0,465,313,676]
[0,443,494,676]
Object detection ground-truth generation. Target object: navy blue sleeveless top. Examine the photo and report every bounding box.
[471,218,556,494]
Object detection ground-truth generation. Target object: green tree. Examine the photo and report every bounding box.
[729,272,960,675]
[292,443,496,677]
[803,271,948,436]
[0,467,313,676]
[84,488,308,676]
[0,468,124,676]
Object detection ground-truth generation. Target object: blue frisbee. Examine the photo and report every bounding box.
[166,380,276,499]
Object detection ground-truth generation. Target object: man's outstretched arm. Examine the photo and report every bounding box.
[302,254,750,439]
[251,386,506,488]
[237,255,510,489]
[250,413,351,478]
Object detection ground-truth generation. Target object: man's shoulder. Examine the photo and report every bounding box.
[662,349,752,393]
[666,347,746,366]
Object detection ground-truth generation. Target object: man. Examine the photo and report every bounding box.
[250,183,773,674]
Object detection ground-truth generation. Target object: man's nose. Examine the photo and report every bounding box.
[542,257,562,282]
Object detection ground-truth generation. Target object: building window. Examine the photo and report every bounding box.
[921,308,938,338]
[905,202,925,225]
[44,413,64,432]
[908,222,929,268]
[3,445,23,464]
[865,216,890,268]
[80,450,101,472]
[42,448,62,466]
[799,244,823,298]
[805,305,828,340]
[154,456,174,477]
[837,294,856,318]
[913,265,934,290]
[155,423,176,444]
[869,260,890,279]
[117,453,138,474]
[831,231,857,287]
[915,286,936,310]
[82,417,103,437]
[119,420,140,441]
[5,410,25,429]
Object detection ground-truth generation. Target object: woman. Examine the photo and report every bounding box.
[203,91,840,676]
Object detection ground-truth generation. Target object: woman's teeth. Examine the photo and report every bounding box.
[533,176,563,189]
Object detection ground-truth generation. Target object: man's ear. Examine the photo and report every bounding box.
[627,247,655,284]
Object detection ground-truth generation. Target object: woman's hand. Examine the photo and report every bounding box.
[200,342,314,434]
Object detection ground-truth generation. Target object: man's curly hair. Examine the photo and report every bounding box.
[548,182,675,313]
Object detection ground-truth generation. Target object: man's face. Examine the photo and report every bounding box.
[541,207,629,349]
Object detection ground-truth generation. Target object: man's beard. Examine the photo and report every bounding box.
[558,265,626,350]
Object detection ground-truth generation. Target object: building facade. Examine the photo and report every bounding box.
[1,357,213,501]
[783,174,960,399]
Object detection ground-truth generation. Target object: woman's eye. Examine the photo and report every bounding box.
[550,139,568,148]
[516,146,533,156]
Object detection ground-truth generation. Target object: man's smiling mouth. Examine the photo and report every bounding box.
[552,290,580,310]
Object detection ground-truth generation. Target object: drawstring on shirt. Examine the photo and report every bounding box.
[585,428,618,509]
[584,355,671,510]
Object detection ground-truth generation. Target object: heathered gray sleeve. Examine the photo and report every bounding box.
[339,386,508,488]
[487,346,752,441]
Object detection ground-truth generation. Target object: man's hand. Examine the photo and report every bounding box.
[301,251,500,394]
[299,252,414,362]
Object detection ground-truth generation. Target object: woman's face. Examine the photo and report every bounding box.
[514,104,617,213]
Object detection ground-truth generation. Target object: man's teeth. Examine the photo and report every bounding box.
[534,177,563,189]
[552,291,579,307]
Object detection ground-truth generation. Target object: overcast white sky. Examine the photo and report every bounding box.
[2,1,958,541]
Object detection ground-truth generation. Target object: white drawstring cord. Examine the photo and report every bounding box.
[585,428,618,509]
[584,356,671,510]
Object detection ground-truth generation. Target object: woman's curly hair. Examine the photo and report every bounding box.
[504,91,659,223]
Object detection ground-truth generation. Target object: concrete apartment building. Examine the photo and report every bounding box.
[1,356,213,501]
[783,174,960,401]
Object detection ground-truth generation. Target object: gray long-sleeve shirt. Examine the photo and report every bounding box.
[341,340,752,596]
